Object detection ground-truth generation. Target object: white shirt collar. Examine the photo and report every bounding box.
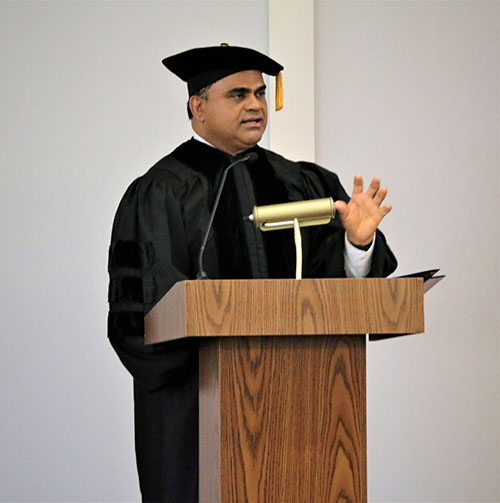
[192,132,215,149]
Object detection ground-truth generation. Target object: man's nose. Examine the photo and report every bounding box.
[245,94,265,110]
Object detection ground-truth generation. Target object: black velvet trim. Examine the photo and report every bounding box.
[109,240,155,270]
[213,172,252,279]
[108,275,157,304]
[171,139,254,279]
[108,311,144,341]
[109,276,143,303]
[142,275,156,304]
[248,149,295,278]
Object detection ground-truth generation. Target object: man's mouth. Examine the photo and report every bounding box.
[241,118,263,126]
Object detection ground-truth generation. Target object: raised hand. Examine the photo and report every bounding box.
[334,176,392,247]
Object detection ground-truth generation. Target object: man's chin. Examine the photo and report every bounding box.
[240,131,264,147]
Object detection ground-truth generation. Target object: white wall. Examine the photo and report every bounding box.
[0,1,268,501]
[315,1,499,501]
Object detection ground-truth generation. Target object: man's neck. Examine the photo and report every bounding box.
[192,131,214,149]
[191,124,256,157]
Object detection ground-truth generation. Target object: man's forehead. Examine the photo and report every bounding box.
[214,70,266,90]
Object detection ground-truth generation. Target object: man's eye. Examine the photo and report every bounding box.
[231,93,245,99]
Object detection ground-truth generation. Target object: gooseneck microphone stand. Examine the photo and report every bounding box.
[196,152,258,279]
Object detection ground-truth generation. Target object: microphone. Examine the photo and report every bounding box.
[196,152,258,279]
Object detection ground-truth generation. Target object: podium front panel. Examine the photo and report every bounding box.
[199,335,367,503]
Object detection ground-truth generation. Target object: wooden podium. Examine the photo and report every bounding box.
[145,278,424,503]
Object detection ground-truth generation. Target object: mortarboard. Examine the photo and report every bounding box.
[162,43,284,111]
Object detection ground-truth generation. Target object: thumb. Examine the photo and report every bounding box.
[334,200,348,217]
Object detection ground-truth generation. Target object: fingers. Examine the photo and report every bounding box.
[380,203,392,217]
[352,175,364,194]
[354,176,388,208]
[366,177,380,198]
[373,186,388,206]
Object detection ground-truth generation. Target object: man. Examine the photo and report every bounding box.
[108,44,397,502]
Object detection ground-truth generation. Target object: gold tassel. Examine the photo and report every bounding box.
[275,71,283,111]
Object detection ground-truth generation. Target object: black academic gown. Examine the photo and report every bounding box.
[108,138,397,502]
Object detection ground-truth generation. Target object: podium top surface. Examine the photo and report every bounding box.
[144,278,424,345]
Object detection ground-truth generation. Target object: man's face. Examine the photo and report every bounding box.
[194,70,268,155]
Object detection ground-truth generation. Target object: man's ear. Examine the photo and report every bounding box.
[189,95,206,122]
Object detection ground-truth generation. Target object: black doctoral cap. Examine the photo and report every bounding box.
[162,43,284,110]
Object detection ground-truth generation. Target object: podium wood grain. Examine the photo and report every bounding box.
[200,335,366,503]
[145,278,424,344]
[144,279,424,503]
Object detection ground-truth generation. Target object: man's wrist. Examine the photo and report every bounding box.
[349,240,373,251]
[347,234,374,251]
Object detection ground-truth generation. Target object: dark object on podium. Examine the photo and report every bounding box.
[397,268,445,293]
[145,278,425,503]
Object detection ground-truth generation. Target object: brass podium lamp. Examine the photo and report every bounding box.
[248,198,335,279]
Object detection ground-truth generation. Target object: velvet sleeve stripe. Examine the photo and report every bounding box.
[108,240,155,270]
[108,311,144,340]
[108,276,143,303]
[108,275,157,305]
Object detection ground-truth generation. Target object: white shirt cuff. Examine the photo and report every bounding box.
[344,233,375,278]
